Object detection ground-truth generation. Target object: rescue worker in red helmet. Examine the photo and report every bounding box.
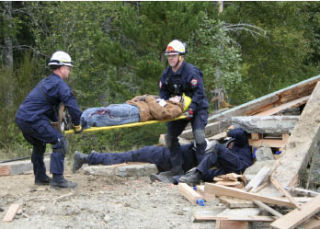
[157,39,209,183]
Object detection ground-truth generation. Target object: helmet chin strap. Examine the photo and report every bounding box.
[173,55,182,69]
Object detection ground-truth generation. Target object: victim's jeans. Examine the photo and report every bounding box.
[80,104,140,128]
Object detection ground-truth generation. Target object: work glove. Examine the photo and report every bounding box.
[185,108,194,120]
[73,125,83,134]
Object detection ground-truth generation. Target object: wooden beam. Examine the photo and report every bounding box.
[245,166,272,192]
[253,200,283,218]
[249,138,286,148]
[3,203,21,222]
[272,81,320,187]
[255,95,309,116]
[270,194,320,229]
[300,217,320,229]
[178,183,204,205]
[193,208,274,222]
[208,74,320,122]
[216,220,248,229]
[270,177,300,209]
[219,196,254,208]
[196,185,215,201]
[204,183,295,207]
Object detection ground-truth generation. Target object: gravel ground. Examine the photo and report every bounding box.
[0,162,216,229]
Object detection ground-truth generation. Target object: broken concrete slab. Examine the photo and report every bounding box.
[83,163,158,177]
[307,149,320,190]
[255,147,274,161]
[272,81,320,188]
[232,116,299,134]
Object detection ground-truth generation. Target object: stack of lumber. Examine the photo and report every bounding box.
[178,169,320,229]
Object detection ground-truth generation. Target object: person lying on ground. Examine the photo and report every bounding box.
[80,95,191,128]
[73,139,216,184]
[178,127,253,186]
[73,128,252,185]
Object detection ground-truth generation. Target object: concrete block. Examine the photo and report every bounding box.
[115,163,158,177]
[0,158,50,176]
[232,116,299,134]
[255,147,274,161]
[83,163,158,178]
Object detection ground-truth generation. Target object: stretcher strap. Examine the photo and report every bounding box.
[64,115,187,135]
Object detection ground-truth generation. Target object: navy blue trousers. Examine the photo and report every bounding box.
[196,144,242,182]
[15,118,66,177]
[166,109,208,172]
[87,144,198,173]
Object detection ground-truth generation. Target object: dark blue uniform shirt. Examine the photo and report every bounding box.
[159,62,209,112]
[16,73,82,125]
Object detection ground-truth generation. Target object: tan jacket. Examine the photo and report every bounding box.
[126,95,183,121]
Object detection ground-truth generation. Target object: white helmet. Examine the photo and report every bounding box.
[48,51,73,67]
[165,39,186,56]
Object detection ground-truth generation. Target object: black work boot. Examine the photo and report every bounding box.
[179,168,202,186]
[50,174,77,188]
[35,175,52,185]
[150,168,184,184]
[72,151,88,173]
[150,172,175,183]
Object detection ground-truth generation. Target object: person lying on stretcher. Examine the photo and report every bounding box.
[80,95,191,129]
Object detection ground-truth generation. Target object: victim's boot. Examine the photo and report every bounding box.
[179,168,202,186]
[150,166,184,184]
[72,151,88,173]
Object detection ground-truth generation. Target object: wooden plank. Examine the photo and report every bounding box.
[272,81,320,188]
[219,196,254,208]
[248,139,286,148]
[178,183,204,205]
[204,183,295,207]
[196,185,216,201]
[301,217,320,229]
[270,177,300,209]
[215,181,243,188]
[270,194,320,229]
[251,133,260,140]
[3,203,21,222]
[193,208,273,222]
[245,166,272,192]
[216,220,248,229]
[253,200,283,218]
[255,95,309,116]
[208,74,320,123]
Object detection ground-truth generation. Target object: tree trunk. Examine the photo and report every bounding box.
[2,1,14,107]
[3,1,13,69]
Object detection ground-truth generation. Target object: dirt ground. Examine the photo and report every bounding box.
[0,160,216,229]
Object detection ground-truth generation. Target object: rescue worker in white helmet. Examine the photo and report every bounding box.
[15,50,83,188]
[156,39,209,183]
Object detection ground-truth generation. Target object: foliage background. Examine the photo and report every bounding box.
[0,2,319,159]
